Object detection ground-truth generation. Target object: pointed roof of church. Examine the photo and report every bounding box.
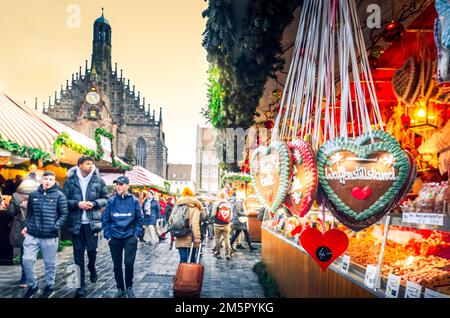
[95,9,109,25]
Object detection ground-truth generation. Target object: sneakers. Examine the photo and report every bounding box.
[39,286,54,298]
[89,268,98,283]
[23,285,39,298]
[75,287,86,298]
[126,287,136,298]
[19,283,28,289]
[236,244,246,250]
[225,254,231,260]
[113,289,127,298]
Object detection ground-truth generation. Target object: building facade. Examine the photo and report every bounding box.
[43,12,168,177]
[167,164,194,195]
[195,126,220,195]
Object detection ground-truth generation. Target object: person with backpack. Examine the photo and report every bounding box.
[230,193,258,252]
[211,191,233,259]
[102,176,143,298]
[169,187,201,263]
[7,177,40,289]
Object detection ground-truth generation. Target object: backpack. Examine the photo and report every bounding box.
[168,204,191,237]
[216,201,232,223]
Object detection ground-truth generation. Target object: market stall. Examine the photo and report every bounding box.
[251,0,450,298]
[0,92,130,263]
[101,165,172,199]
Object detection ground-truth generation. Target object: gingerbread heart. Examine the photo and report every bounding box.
[283,140,318,217]
[299,228,349,271]
[317,131,410,230]
[250,141,293,212]
[356,130,416,212]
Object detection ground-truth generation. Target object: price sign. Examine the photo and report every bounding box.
[424,288,450,298]
[364,265,377,289]
[402,213,444,226]
[340,255,350,274]
[385,274,401,298]
[405,281,422,298]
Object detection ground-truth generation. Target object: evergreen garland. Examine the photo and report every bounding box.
[0,134,53,163]
[54,132,97,159]
[94,128,131,171]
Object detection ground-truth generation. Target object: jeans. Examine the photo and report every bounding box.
[20,246,26,284]
[178,247,198,263]
[108,236,138,290]
[72,224,98,288]
[144,225,159,244]
[230,229,253,248]
[22,234,58,289]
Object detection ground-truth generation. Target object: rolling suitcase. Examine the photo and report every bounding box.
[173,242,203,298]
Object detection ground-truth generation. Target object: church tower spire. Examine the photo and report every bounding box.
[91,8,112,76]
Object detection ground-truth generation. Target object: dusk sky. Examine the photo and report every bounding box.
[0,0,210,166]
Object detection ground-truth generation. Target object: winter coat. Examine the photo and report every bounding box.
[6,179,39,247]
[231,199,248,231]
[24,184,68,239]
[164,203,173,222]
[174,196,201,249]
[142,198,160,226]
[63,166,109,234]
[102,193,143,240]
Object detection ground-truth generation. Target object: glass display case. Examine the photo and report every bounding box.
[262,200,450,298]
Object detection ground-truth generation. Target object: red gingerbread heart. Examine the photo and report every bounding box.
[351,186,372,200]
[283,140,318,217]
[299,228,349,272]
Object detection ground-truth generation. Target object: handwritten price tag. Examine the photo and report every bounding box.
[405,281,422,298]
[402,213,444,226]
[385,274,401,298]
[340,255,350,274]
[364,265,377,289]
[424,288,450,298]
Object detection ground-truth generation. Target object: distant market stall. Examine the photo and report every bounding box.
[101,165,172,195]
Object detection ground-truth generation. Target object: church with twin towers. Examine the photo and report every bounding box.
[43,10,168,178]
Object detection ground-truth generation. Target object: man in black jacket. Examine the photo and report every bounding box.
[63,156,109,297]
[22,171,68,298]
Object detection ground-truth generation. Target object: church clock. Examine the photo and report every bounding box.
[86,91,101,105]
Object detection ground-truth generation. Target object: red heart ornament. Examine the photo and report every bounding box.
[283,140,318,217]
[351,186,372,200]
[299,228,349,272]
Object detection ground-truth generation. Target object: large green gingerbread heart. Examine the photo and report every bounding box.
[317,131,410,230]
[250,141,293,213]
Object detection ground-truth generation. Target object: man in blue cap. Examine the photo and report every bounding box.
[102,176,143,298]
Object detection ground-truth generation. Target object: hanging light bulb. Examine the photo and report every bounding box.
[417,108,426,118]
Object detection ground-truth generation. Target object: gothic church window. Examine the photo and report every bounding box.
[136,137,147,168]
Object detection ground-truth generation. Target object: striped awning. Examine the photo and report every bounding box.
[0,93,58,153]
[125,165,167,187]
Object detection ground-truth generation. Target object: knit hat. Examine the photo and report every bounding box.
[181,187,194,197]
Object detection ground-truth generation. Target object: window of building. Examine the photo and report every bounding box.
[202,169,209,177]
[211,169,218,178]
[202,155,209,165]
[136,137,147,168]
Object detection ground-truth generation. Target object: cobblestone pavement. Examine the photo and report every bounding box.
[0,238,264,298]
